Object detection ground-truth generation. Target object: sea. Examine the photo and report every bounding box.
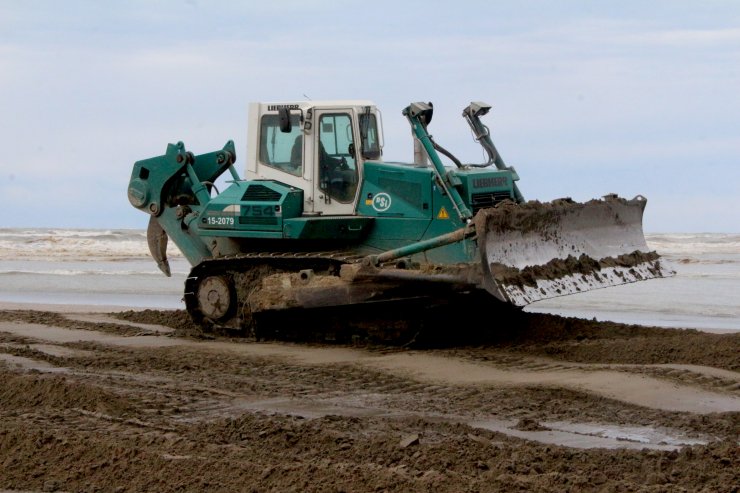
[0,228,738,333]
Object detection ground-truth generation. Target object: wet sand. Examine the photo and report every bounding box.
[0,303,737,492]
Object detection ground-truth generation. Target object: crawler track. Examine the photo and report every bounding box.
[183,251,359,336]
[183,252,497,344]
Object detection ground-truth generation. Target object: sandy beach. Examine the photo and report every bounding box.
[0,302,737,492]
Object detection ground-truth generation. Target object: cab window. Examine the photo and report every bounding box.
[359,112,381,159]
[318,113,358,203]
[259,114,302,176]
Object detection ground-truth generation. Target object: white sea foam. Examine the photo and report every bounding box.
[647,233,740,256]
[0,269,169,277]
[0,228,182,260]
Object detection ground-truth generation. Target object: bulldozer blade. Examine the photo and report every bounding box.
[147,216,171,277]
[474,195,675,306]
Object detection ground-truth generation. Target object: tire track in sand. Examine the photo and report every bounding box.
[1,320,738,415]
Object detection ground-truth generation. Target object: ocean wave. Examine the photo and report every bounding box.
[0,231,183,259]
[0,269,184,277]
[1,228,737,262]
[647,233,740,255]
[0,228,144,240]
[675,257,740,265]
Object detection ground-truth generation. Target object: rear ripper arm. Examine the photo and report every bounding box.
[128,140,239,274]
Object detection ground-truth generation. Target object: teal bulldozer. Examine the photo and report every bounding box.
[128,100,673,339]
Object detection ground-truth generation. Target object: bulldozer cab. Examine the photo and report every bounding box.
[245,101,382,216]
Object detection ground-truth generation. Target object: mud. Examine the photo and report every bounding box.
[489,251,661,289]
[473,195,635,235]
[0,307,737,492]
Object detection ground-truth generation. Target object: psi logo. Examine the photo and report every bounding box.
[372,193,391,212]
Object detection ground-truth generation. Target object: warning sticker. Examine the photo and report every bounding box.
[437,207,449,219]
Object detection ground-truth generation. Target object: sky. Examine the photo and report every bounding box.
[1,1,738,233]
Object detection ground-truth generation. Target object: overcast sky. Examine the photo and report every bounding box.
[1,1,738,232]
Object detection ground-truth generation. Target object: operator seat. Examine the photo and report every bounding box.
[319,142,356,202]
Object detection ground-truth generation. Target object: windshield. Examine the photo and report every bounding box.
[258,114,303,176]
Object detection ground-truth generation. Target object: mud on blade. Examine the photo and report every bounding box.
[474,195,675,306]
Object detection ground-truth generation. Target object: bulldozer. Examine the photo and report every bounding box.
[127,100,674,341]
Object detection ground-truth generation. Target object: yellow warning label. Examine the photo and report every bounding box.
[437,207,450,219]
